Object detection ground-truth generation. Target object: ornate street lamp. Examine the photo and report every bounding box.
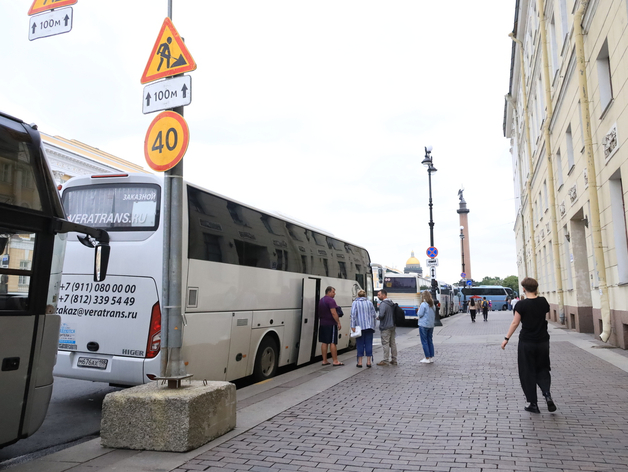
[422,146,442,326]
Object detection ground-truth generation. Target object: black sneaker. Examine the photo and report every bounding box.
[544,393,557,412]
[524,402,540,413]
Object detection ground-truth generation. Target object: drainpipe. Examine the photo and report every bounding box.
[574,0,612,342]
[508,32,537,279]
[505,93,530,279]
[536,0,565,323]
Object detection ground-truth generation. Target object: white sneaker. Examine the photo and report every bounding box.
[428,358,434,363]
[420,358,430,363]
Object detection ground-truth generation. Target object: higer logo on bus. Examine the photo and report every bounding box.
[146,302,161,358]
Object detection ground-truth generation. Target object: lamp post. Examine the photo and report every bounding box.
[422,146,442,326]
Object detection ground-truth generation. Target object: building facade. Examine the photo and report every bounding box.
[504,0,628,348]
[42,134,147,185]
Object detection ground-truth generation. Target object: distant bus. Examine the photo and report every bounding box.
[382,274,419,323]
[54,173,373,386]
[382,274,454,322]
[0,111,109,447]
[461,286,510,311]
[437,282,456,316]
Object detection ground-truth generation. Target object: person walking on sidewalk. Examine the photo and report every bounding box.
[481,297,489,321]
[318,286,344,366]
[501,277,557,414]
[468,298,477,322]
[351,289,377,368]
[376,290,397,365]
[418,291,436,364]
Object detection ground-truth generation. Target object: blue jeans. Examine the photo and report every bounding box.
[356,329,374,359]
[419,326,434,358]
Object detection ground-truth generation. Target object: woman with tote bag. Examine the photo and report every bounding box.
[350,290,377,368]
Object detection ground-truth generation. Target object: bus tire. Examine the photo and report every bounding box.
[253,336,279,382]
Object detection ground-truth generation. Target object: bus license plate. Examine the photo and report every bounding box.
[77,357,108,369]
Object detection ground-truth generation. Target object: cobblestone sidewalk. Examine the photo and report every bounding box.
[174,314,628,472]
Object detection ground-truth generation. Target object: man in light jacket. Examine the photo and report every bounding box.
[376,289,398,365]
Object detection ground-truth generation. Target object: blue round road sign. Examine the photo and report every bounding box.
[461,272,466,278]
[426,247,438,258]
[467,280,473,286]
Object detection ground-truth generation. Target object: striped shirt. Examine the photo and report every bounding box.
[350,297,377,330]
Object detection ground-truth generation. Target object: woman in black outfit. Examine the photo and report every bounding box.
[501,277,557,414]
[468,298,477,322]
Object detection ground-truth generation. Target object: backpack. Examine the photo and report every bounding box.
[392,303,405,326]
[481,300,488,309]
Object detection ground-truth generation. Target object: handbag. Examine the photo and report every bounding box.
[350,326,362,338]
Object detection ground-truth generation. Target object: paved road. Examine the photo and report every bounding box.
[0,325,415,468]
[173,311,628,472]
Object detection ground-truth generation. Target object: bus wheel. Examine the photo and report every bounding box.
[253,337,279,381]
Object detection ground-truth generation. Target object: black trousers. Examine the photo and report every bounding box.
[517,339,551,403]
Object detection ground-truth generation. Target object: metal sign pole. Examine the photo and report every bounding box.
[160,0,187,380]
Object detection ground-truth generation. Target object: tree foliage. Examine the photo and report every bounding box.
[478,276,504,286]
[502,275,519,293]
[474,275,520,294]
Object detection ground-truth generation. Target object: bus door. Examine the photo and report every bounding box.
[297,277,320,366]
[0,223,59,446]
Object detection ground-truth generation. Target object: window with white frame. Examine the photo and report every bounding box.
[18,260,30,286]
[609,170,628,284]
[537,76,545,127]
[539,191,543,220]
[596,40,613,114]
[549,14,560,79]
[566,125,575,170]
[556,150,564,187]
[563,225,573,290]
[543,180,549,212]
[559,0,569,47]
[548,240,556,291]
[0,163,12,183]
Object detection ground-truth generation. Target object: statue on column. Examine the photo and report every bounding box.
[458,188,466,204]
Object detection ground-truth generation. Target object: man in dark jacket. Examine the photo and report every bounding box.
[376,290,397,365]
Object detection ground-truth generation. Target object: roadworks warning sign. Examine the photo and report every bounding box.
[140,17,196,84]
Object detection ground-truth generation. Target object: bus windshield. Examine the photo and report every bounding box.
[62,184,160,231]
[383,276,417,293]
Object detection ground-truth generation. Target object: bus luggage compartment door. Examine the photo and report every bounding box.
[297,278,319,366]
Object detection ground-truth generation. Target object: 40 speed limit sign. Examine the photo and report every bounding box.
[144,111,189,172]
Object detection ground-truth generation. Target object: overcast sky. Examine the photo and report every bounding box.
[3,0,518,284]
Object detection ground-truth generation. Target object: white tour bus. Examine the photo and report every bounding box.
[54,173,373,386]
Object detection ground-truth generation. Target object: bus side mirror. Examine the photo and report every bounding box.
[94,244,110,282]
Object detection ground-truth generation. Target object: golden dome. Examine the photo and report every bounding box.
[406,251,421,266]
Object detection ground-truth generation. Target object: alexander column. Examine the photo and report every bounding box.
[457,189,472,281]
